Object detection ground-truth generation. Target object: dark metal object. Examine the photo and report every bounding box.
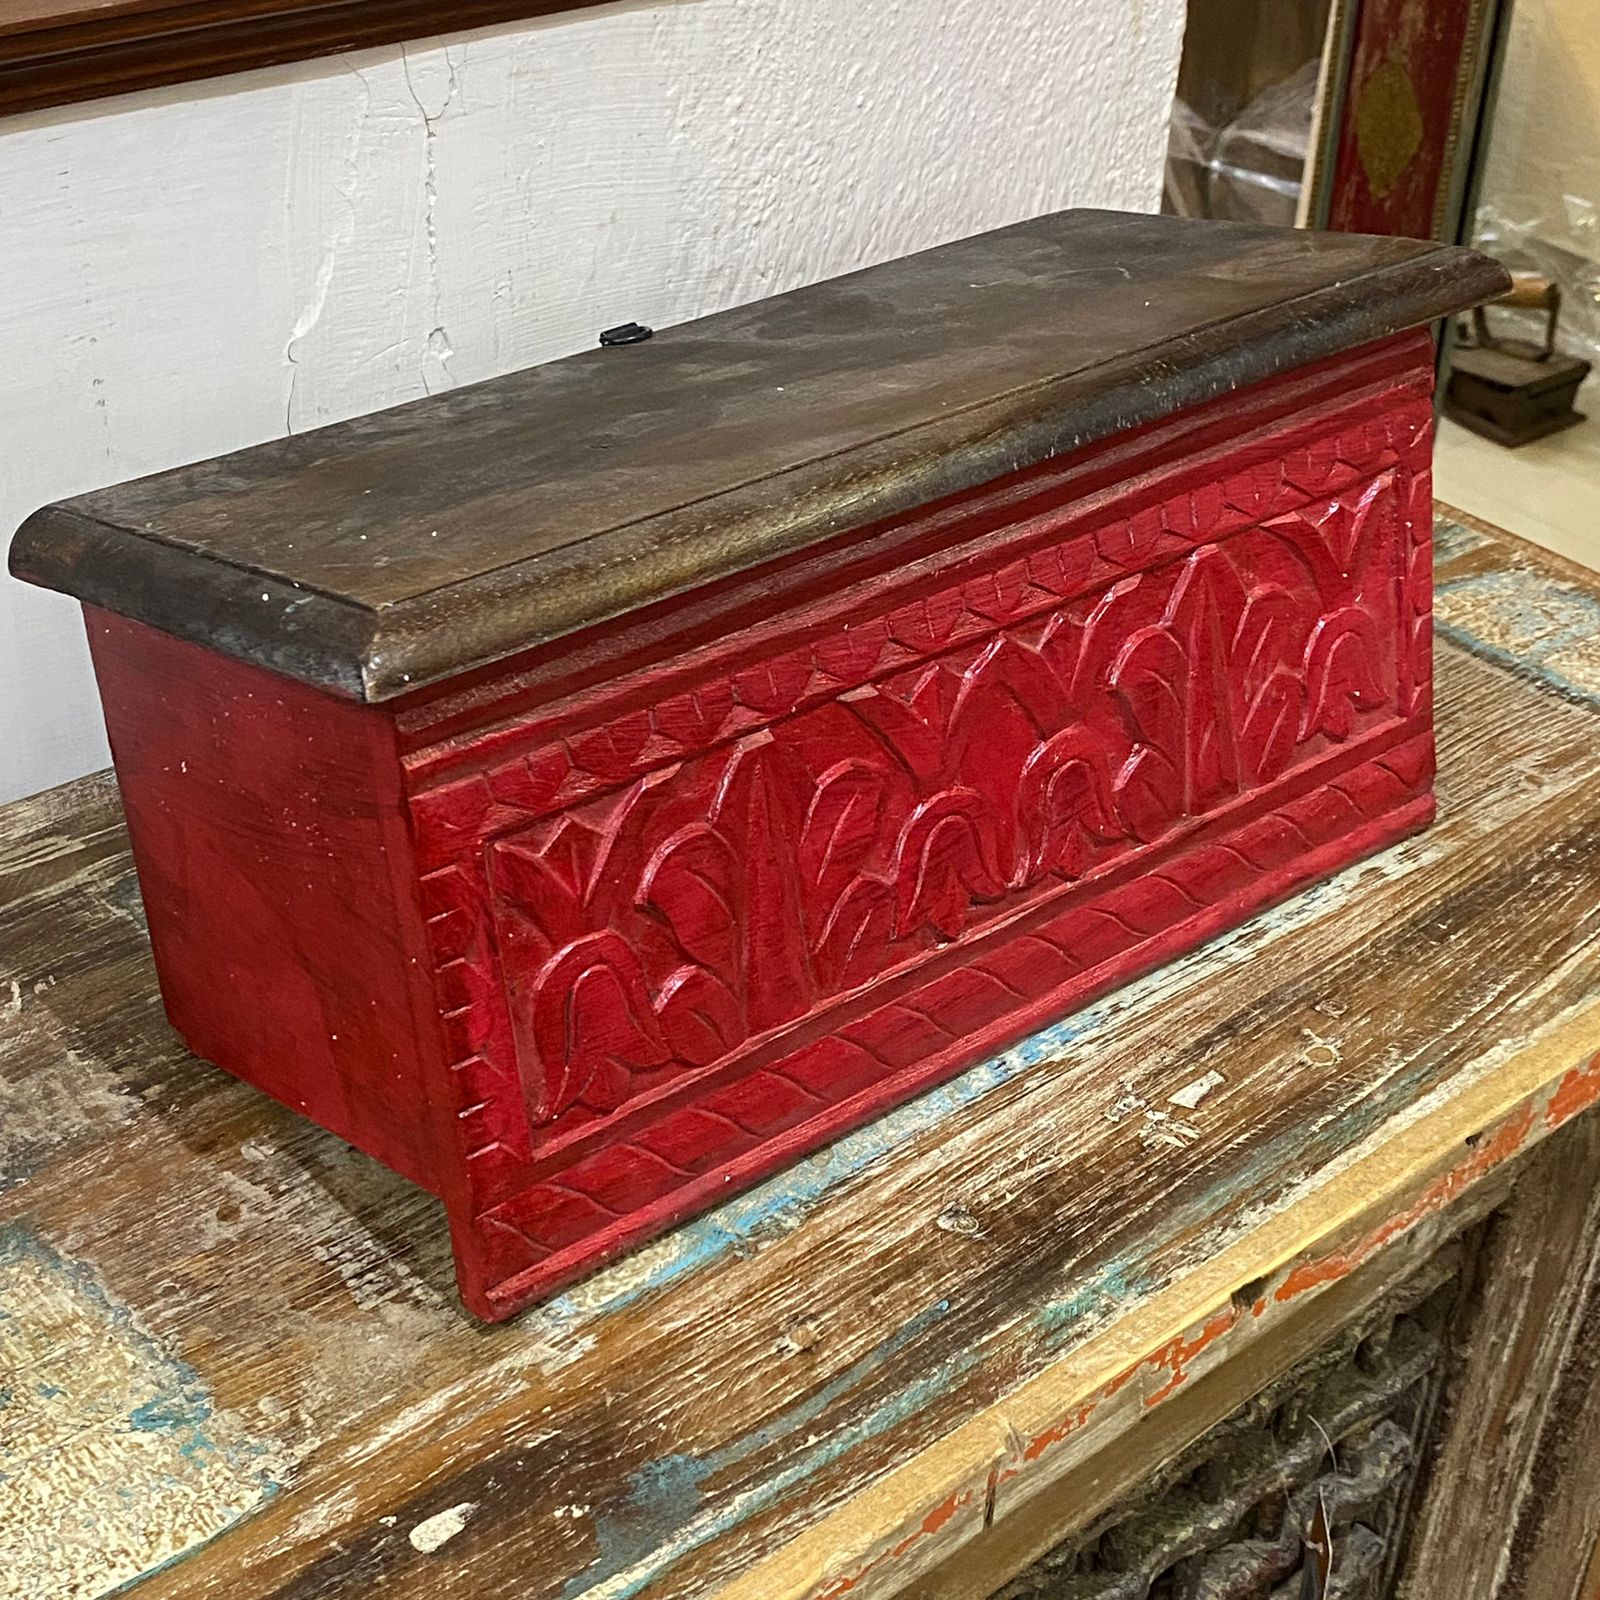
[1445,274,1591,447]
[9,210,1508,702]
[598,321,654,347]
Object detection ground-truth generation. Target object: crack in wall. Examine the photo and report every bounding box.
[400,42,460,397]
[284,62,372,434]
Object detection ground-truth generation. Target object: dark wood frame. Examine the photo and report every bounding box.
[0,0,611,116]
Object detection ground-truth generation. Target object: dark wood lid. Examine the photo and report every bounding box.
[11,209,1508,701]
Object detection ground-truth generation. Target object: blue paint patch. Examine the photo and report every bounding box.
[1432,514,1491,562]
[1039,1259,1136,1340]
[567,1299,961,1600]
[128,1390,218,1459]
[0,1221,280,1594]
[1436,563,1600,709]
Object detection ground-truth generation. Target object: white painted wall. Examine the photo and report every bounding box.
[1,0,1185,804]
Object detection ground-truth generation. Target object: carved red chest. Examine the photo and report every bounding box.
[11,212,1505,1320]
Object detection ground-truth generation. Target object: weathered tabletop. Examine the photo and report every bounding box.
[5,507,1600,1600]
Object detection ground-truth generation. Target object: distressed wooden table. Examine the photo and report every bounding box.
[4,506,1600,1599]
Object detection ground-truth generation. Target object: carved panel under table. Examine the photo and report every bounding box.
[14,211,1504,1319]
[403,336,1438,1313]
[989,1233,1468,1600]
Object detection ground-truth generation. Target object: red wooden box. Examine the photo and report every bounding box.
[10,212,1505,1320]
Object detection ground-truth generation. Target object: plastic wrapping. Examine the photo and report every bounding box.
[1164,96,1212,218]
[1472,201,1600,364]
[1163,59,1320,226]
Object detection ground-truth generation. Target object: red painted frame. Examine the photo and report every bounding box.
[1314,0,1507,242]
[88,330,1439,1321]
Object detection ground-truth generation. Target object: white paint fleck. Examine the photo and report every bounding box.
[935,1201,984,1237]
[408,1500,477,1553]
[286,1485,360,1544]
[1168,1069,1225,1110]
[1105,1084,1149,1123]
[1139,1109,1201,1150]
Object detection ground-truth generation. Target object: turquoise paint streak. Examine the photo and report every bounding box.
[567,1300,965,1600]
[1434,519,1600,709]
[0,1222,279,1595]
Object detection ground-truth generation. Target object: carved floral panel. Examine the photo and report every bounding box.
[403,375,1435,1281]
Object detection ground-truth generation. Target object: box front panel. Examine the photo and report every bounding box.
[403,335,1439,1318]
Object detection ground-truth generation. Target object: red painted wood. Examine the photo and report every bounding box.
[86,614,453,1193]
[85,330,1441,1321]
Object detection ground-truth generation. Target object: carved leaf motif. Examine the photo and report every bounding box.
[892,789,1005,941]
[812,619,888,684]
[487,748,570,816]
[491,829,591,946]
[638,823,739,978]
[1302,606,1384,741]
[1399,472,1434,716]
[1334,473,1393,581]
[1224,460,1283,522]
[841,676,947,784]
[1187,480,1228,540]
[962,561,1029,623]
[1112,624,1188,772]
[1235,583,1300,691]
[951,635,1071,744]
[1283,432,1344,496]
[1114,744,1184,844]
[1114,549,1253,818]
[711,739,814,1033]
[887,590,967,653]
[733,654,813,717]
[1096,504,1167,570]
[654,682,737,748]
[1025,538,1095,600]
[1400,541,1432,717]
[531,932,672,1117]
[801,760,888,885]
[570,710,654,781]
[1240,666,1303,784]
[654,964,742,1066]
[814,875,896,992]
[1063,573,1144,703]
[1016,728,1122,880]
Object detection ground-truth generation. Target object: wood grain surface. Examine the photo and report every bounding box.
[3,507,1600,1599]
[12,215,1504,698]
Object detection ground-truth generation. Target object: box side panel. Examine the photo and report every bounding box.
[86,613,447,1192]
[405,332,1440,1318]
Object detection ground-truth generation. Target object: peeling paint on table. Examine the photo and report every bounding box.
[777,1030,1600,1600]
[1435,517,1600,708]
[0,1226,281,1600]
